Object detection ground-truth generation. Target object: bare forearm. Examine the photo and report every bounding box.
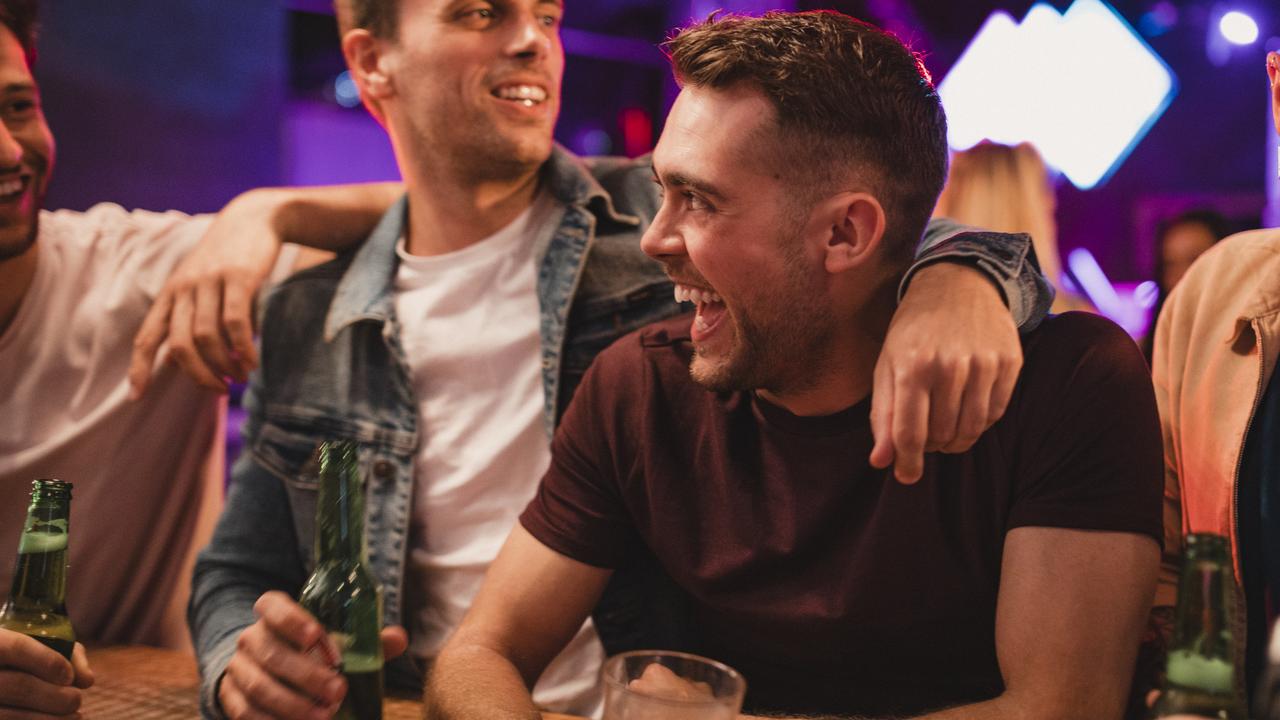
[424,643,540,720]
[233,182,402,252]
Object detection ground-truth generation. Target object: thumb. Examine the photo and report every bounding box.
[380,626,409,660]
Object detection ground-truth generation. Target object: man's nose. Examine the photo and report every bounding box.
[0,124,24,168]
[505,10,552,60]
[640,206,685,260]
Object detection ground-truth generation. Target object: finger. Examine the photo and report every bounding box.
[0,669,81,716]
[222,277,259,380]
[924,358,967,452]
[218,676,282,720]
[68,645,92,690]
[941,355,998,454]
[380,627,408,661]
[167,290,228,392]
[984,353,1022,429]
[236,620,343,702]
[127,291,174,400]
[890,366,929,484]
[253,593,331,657]
[225,644,339,719]
[868,360,895,469]
[0,632,73,686]
[191,278,237,382]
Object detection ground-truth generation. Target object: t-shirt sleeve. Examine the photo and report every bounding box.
[44,203,213,300]
[1005,313,1165,546]
[520,337,644,569]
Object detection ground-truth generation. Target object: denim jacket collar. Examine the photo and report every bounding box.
[542,144,642,228]
[324,195,408,341]
[323,145,640,343]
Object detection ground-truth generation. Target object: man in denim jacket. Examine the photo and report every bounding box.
[188,2,1052,719]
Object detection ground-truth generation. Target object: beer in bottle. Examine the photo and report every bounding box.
[0,479,75,659]
[298,442,384,720]
[1154,532,1247,719]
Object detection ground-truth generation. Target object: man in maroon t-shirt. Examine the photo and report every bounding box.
[426,11,1162,720]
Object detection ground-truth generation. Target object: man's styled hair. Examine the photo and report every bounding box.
[0,0,39,68]
[334,0,398,39]
[664,11,949,261]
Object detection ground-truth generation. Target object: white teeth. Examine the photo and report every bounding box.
[494,84,547,103]
[674,283,722,306]
[0,179,21,196]
[695,315,709,331]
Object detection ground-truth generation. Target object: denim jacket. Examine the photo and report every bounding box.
[189,146,1051,718]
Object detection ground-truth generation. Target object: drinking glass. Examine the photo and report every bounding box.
[601,650,746,720]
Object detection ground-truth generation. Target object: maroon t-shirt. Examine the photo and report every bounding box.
[521,311,1163,717]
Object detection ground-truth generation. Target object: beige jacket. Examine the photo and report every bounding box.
[1153,228,1280,613]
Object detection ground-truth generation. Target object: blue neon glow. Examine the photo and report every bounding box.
[939,0,1177,190]
[334,71,361,109]
[1219,11,1259,45]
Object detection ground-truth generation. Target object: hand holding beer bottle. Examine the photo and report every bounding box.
[218,444,407,720]
[0,479,93,717]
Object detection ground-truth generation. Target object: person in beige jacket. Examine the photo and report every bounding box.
[1152,50,1280,703]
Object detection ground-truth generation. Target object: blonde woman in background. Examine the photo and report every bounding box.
[935,141,1093,314]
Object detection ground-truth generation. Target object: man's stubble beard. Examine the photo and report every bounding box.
[418,108,555,187]
[688,241,834,397]
[0,195,42,262]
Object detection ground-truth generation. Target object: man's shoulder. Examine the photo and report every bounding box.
[1168,227,1280,317]
[1017,311,1150,403]
[1023,311,1139,359]
[39,203,205,254]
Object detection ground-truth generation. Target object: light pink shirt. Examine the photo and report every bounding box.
[0,204,224,650]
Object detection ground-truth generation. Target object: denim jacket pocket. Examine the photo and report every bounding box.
[559,279,680,413]
[563,280,679,374]
[251,419,326,571]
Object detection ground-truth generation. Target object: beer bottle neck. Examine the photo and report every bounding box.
[315,467,365,565]
[1167,537,1238,695]
[8,498,71,608]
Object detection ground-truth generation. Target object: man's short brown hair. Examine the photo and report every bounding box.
[664,11,948,261]
[0,0,39,68]
[334,0,398,39]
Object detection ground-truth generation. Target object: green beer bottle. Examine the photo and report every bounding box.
[1154,533,1247,719]
[0,479,75,660]
[298,442,384,720]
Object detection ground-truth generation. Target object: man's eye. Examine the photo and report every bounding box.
[458,5,497,26]
[5,100,34,117]
[684,192,711,212]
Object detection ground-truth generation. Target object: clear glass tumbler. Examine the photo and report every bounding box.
[601,650,746,720]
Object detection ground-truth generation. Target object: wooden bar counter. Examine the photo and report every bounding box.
[81,646,582,719]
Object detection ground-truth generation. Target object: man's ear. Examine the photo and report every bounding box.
[816,192,887,274]
[342,29,395,123]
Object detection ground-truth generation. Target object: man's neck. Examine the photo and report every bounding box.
[401,164,544,257]
[0,242,38,338]
[757,280,898,417]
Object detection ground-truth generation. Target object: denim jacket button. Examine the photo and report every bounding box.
[373,460,395,479]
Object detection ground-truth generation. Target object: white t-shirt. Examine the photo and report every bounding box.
[395,193,603,715]
[0,204,225,650]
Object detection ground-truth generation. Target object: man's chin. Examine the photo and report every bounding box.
[0,224,37,262]
[689,353,749,394]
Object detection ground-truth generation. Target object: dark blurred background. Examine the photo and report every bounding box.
[34,0,1279,285]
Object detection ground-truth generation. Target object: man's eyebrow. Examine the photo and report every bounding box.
[0,82,35,94]
[536,0,564,8]
[653,168,728,201]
